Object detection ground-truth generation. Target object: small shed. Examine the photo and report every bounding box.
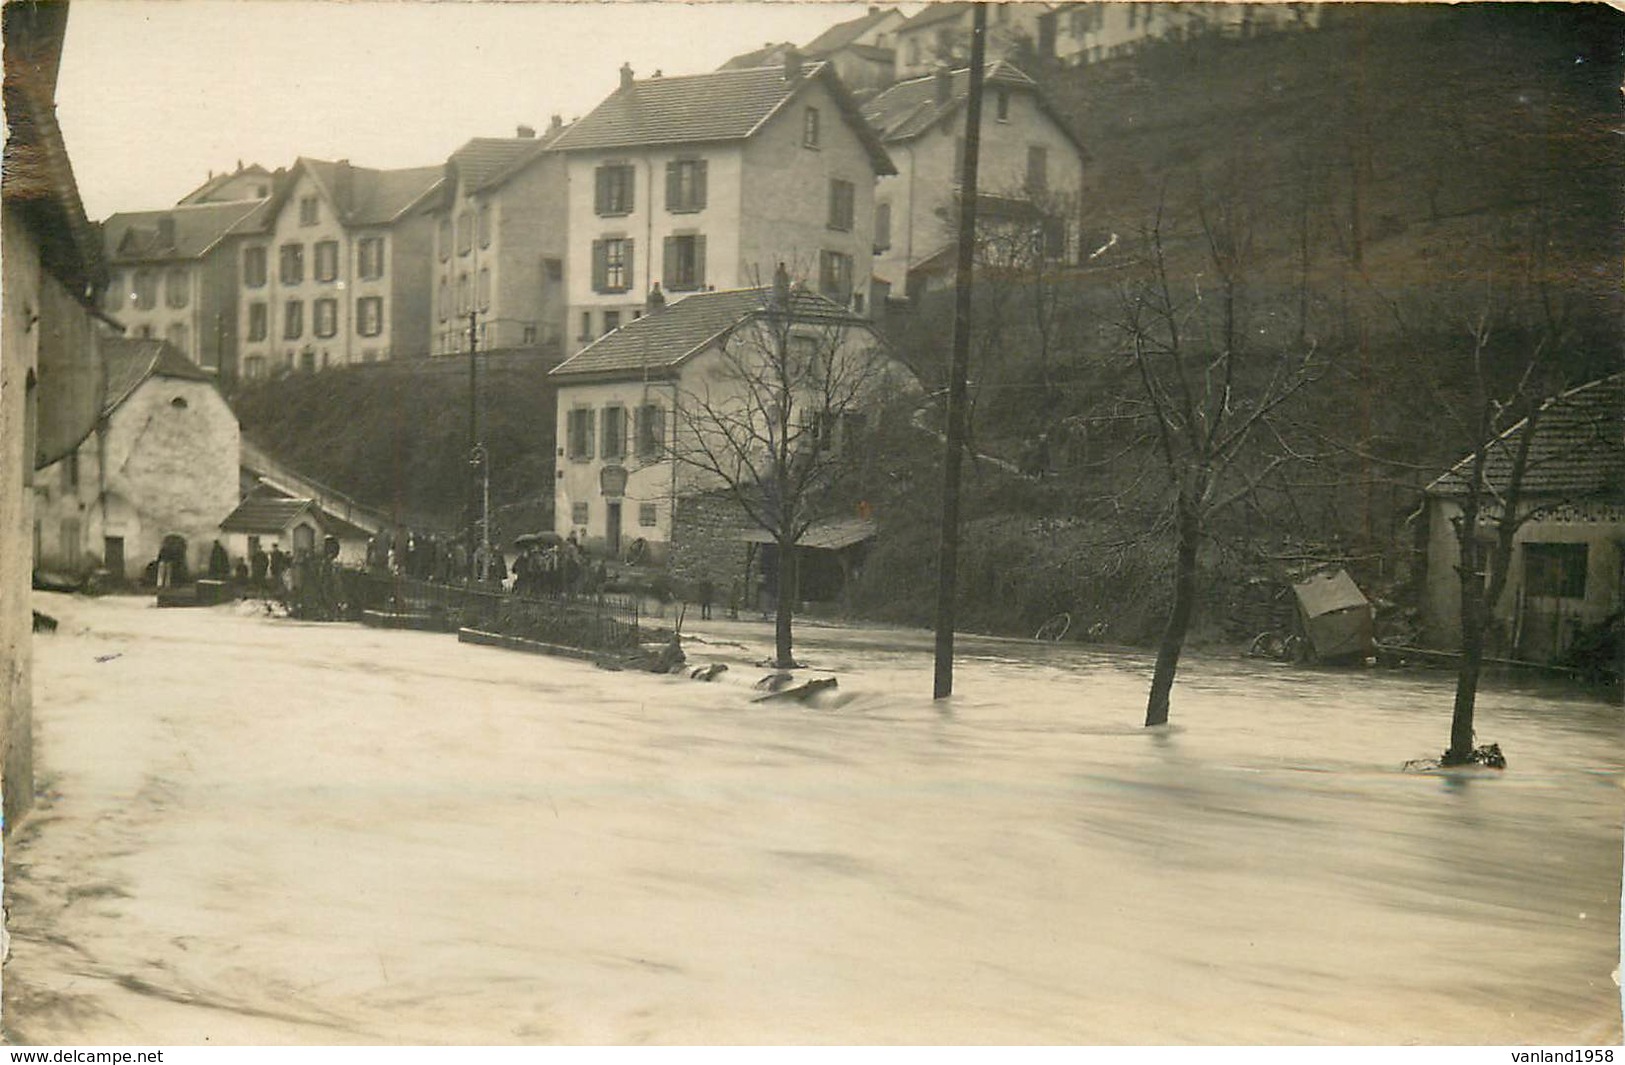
[1292,569,1374,663]
[220,487,371,566]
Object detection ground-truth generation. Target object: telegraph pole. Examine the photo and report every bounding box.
[468,310,481,577]
[932,4,987,701]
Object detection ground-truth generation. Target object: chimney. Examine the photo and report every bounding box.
[783,46,803,83]
[772,262,791,310]
[619,62,635,90]
[516,124,536,138]
[647,281,666,314]
[549,114,563,133]
[156,215,176,247]
[934,67,953,105]
[334,159,354,212]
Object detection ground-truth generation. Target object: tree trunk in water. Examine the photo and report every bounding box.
[774,543,798,668]
[1446,571,1486,764]
[1146,503,1200,727]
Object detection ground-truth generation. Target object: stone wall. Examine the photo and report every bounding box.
[668,492,758,606]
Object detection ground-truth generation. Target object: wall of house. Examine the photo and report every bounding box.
[876,85,1085,290]
[1421,496,1625,662]
[2,206,42,830]
[552,377,680,560]
[739,76,878,308]
[564,144,747,351]
[386,214,433,361]
[894,4,1044,80]
[667,491,758,604]
[238,171,350,374]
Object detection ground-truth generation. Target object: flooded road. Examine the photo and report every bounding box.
[7,593,1621,1044]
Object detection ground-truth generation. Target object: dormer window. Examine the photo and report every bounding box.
[803,107,821,148]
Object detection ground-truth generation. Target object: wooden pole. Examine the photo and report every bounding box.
[933,5,988,701]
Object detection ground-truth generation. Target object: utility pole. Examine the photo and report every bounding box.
[468,310,481,579]
[933,4,987,701]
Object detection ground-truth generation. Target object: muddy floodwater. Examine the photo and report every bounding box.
[6,593,1621,1044]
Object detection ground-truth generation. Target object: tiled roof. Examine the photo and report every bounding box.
[862,61,1040,141]
[1427,373,1625,501]
[220,490,316,535]
[239,159,444,234]
[100,336,215,415]
[804,7,899,54]
[550,287,873,380]
[720,43,795,71]
[551,63,895,175]
[176,164,273,205]
[448,127,567,193]
[103,200,266,263]
[897,2,971,33]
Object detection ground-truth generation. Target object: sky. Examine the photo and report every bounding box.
[56,0,917,220]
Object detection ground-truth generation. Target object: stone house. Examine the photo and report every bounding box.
[3,0,109,829]
[549,57,895,353]
[862,62,1087,301]
[232,157,443,378]
[100,198,266,383]
[891,2,1049,82]
[547,286,908,601]
[427,122,571,358]
[32,337,241,584]
[1418,372,1625,666]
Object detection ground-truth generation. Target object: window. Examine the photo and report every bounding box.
[1040,217,1067,260]
[996,88,1010,121]
[477,267,491,312]
[357,296,383,337]
[579,311,593,341]
[314,298,338,338]
[875,202,892,252]
[165,268,188,308]
[594,163,635,215]
[456,211,473,256]
[248,301,268,341]
[567,407,596,460]
[591,237,634,293]
[299,195,319,225]
[437,217,451,262]
[315,240,339,282]
[603,310,621,335]
[804,107,821,147]
[663,234,706,292]
[438,280,449,322]
[523,325,538,345]
[166,322,189,353]
[478,203,492,248]
[635,403,665,458]
[828,179,855,232]
[639,503,658,527]
[245,355,266,379]
[601,405,626,460]
[283,300,304,339]
[105,272,123,311]
[457,273,471,315]
[907,36,921,65]
[1027,145,1049,192]
[358,237,385,279]
[571,501,590,525]
[1525,543,1588,599]
[666,159,708,213]
[133,269,157,310]
[244,246,267,288]
[819,249,854,301]
[280,243,304,284]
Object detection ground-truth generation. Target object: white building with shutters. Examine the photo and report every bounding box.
[550,56,895,354]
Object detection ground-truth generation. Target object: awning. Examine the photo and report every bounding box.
[740,518,876,551]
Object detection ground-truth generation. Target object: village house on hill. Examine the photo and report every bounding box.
[232,157,444,379]
[1041,2,1323,68]
[890,2,1049,82]
[862,62,1086,303]
[548,57,895,353]
[428,120,571,359]
[100,198,266,382]
[177,161,274,206]
[31,336,239,586]
[723,7,908,94]
[1418,372,1625,668]
[548,286,910,605]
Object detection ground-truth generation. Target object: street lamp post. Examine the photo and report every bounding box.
[467,310,488,581]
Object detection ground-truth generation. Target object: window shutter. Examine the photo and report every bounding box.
[695,161,708,210]
[665,162,679,211]
[651,406,665,453]
[663,236,676,288]
[828,180,838,227]
[586,409,596,460]
[594,167,608,214]
[624,240,635,293]
[694,236,706,288]
[592,240,607,293]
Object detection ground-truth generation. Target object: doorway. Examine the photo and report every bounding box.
[104,536,125,580]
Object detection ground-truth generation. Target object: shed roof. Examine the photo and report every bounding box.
[220,487,372,540]
[1426,372,1625,502]
[549,287,875,381]
[551,63,895,175]
[741,516,877,550]
[100,336,215,416]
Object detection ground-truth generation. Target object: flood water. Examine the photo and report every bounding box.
[7,594,1622,1044]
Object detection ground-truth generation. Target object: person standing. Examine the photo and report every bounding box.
[250,543,269,591]
[698,577,714,621]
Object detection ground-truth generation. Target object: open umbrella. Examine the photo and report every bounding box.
[512,531,563,548]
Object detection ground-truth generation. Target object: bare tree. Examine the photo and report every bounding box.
[1113,195,1322,726]
[668,271,903,668]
